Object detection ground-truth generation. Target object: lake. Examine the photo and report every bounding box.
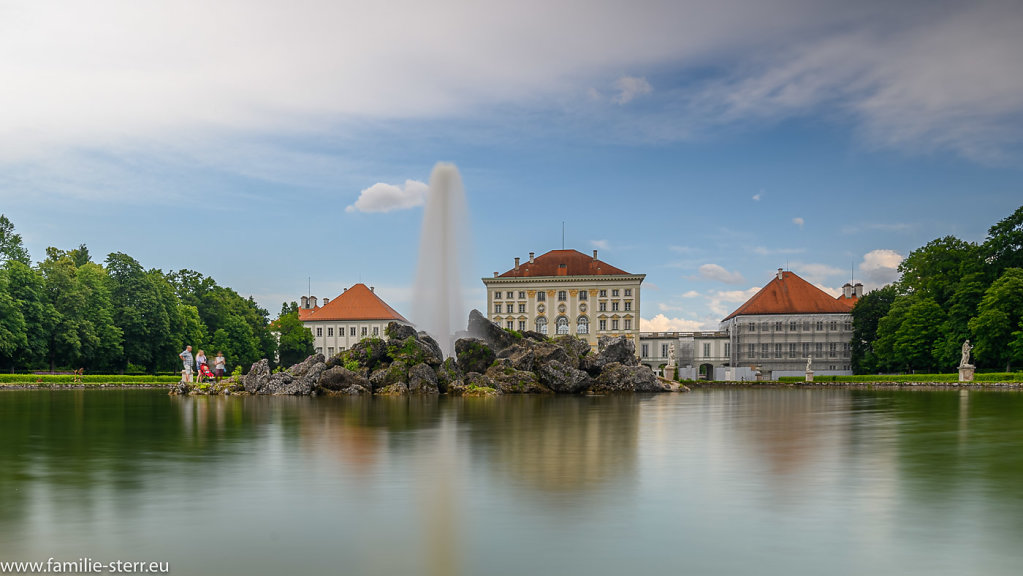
[2,388,1022,575]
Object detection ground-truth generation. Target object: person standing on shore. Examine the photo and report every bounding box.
[214,351,226,383]
[179,345,193,383]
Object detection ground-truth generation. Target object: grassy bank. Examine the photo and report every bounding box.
[0,374,183,385]
[776,372,1023,384]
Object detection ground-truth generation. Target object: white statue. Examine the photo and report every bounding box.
[806,355,813,372]
[960,340,973,368]
[667,343,676,366]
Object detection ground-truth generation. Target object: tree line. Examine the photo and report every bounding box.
[852,205,1023,373]
[0,215,313,373]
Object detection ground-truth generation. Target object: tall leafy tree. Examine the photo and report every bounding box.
[983,205,1023,274]
[76,262,123,371]
[0,214,30,265]
[2,261,54,368]
[851,284,897,373]
[969,268,1023,371]
[897,236,980,308]
[39,248,94,370]
[893,297,945,372]
[0,268,28,369]
[275,305,314,367]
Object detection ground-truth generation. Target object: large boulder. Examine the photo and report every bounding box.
[455,338,496,374]
[554,335,591,367]
[434,358,463,394]
[389,334,443,367]
[286,354,326,394]
[288,353,325,377]
[385,321,417,342]
[345,337,391,372]
[467,309,517,353]
[536,359,593,394]
[376,383,410,396]
[583,336,639,374]
[497,342,536,372]
[485,359,551,394]
[243,359,271,394]
[369,359,408,392]
[520,330,549,342]
[318,366,370,392]
[408,363,439,394]
[591,362,666,393]
[448,372,501,397]
[532,341,572,369]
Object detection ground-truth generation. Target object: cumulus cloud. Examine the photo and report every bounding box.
[697,263,745,284]
[752,193,762,201]
[641,314,706,332]
[859,248,903,287]
[612,76,653,105]
[792,217,805,228]
[682,290,701,298]
[346,180,428,213]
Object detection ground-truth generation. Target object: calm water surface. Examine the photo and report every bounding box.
[2,389,1022,575]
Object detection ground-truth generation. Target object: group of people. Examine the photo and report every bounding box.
[178,345,226,383]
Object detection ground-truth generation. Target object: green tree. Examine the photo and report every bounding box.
[983,205,1023,274]
[76,262,123,371]
[39,248,94,370]
[969,268,1023,371]
[0,214,30,265]
[0,268,28,369]
[106,253,178,372]
[897,236,981,308]
[893,297,945,372]
[275,309,314,367]
[851,284,897,373]
[2,260,54,369]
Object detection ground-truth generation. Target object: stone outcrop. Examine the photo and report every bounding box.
[591,362,665,393]
[408,362,440,394]
[318,366,370,394]
[467,309,517,352]
[455,337,496,374]
[537,359,593,394]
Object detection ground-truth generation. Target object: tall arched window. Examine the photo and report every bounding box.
[536,316,548,334]
[556,316,569,335]
[577,316,589,334]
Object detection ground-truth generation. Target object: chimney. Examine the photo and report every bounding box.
[842,283,853,299]
[322,297,329,306]
[309,296,318,308]
[301,296,308,309]
[592,250,598,260]
[854,283,864,298]
[777,268,784,280]
[343,287,347,292]
[514,257,520,271]
[493,272,498,277]
[370,286,375,293]
[529,252,535,264]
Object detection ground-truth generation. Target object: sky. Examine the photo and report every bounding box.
[1,0,1021,331]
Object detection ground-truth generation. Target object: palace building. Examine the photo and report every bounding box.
[482,249,645,350]
[720,269,860,378]
[298,283,412,357]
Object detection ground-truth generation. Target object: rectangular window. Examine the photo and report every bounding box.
[611,302,619,311]
[830,321,838,331]
[361,327,367,336]
[494,304,502,313]
[748,343,756,358]
[599,290,607,297]
[775,321,783,332]
[789,321,797,331]
[844,321,852,330]
[316,327,323,337]
[642,344,649,358]
[662,344,669,357]
[373,327,379,336]
[761,344,770,357]
[815,343,823,354]
[599,302,607,311]
[537,292,546,302]
[829,342,837,356]
[803,321,811,331]
[519,304,526,313]
[494,291,501,299]
[774,344,782,358]
[518,320,526,331]
[558,290,567,301]
[816,321,824,331]
[624,289,632,297]
[624,301,632,311]
[518,291,525,299]
[612,289,620,297]
[724,342,730,357]
[789,343,797,358]
[350,327,356,336]
[328,346,334,356]
[579,291,588,301]
[507,321,514,329]
[315,347,322,354]
[703,343,711,357]
[327,327,333,337]
[507,291,514,299]
[599,319,607,331]
[612,319,620,330]
[802,343,810,356]
[748,323,756,332]
[843,343,850,357]
[624,318,631,330]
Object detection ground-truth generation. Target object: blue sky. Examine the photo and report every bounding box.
[2,0,1021,330]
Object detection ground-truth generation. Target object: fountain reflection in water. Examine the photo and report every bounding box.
[413,163,471,358]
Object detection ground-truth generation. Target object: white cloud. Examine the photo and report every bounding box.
[708,287,761,317]
[641,314,706,332]
[788,262,845,284]
[591,239,610,250]
[752,193,761,201]
[346,180,428,213]
[697,263,745,284]
[681,290,701,298]
[859,248,903,288]
[792,217,805,228]
[612,76,653,105]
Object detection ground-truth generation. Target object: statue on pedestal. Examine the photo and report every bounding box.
[805,355,813,372]
[960,340,974,369]
[667,343,676,366]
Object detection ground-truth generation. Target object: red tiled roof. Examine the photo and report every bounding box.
[497,249,631,278]
[836,293,858,309]
[723,271,853,320]
[298,283,409,323]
